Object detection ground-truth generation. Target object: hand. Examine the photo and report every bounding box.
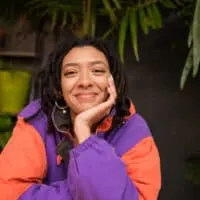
[74,76,117,144]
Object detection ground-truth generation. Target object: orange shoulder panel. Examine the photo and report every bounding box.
[0,117,47,200]
[122,136,161,200]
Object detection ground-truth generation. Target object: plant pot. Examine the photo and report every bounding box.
[0,69,32,115]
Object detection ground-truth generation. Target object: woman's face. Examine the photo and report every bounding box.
[61,46,111,119]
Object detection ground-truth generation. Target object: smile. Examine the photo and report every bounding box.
[75,93,97,100]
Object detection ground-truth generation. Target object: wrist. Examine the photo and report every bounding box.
[74,123,91,144]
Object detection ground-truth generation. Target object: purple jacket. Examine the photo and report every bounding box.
[0,99,161,200]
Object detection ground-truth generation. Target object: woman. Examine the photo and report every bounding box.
[0,38,161,200]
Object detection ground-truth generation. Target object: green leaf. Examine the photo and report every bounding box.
[138,8,149,35]
[118,9,129,63]
[151,3,163,29]
[102,0,117,24]
[180,48,193,90]
[146,5,157,29]
[160,0,176,9]
[60,10,68,29]
[188,26,193,48]
[90,10,96,38]
[130,8,139,62]
[83,0,92,36]
[102,26,115,39]
[192,0,200,77]
[98,8,117,16]
[51,8,58,30]
[112,0,121,9]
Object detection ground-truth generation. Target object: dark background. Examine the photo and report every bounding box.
[124,16,200,200]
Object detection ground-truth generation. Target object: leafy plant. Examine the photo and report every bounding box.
[180,0,200,89]
[0,0,195,68]
[117,1,165,62]
[23,0,180,62]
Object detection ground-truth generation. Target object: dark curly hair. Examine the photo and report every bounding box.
[36,37,130,136]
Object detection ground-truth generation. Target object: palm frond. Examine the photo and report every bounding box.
[160,0,176,9]
[180,48,193,90]
[130,8,139,62]
[139,8,149,35]
[192,0,200,77]
[118,8,129,63]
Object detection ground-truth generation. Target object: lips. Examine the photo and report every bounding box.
[75,92,97,101]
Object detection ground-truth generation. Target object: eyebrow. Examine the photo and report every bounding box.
[62,60,108,68]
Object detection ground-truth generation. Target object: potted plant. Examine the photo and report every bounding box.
[0,60,32,115]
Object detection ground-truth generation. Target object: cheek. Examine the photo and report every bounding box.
[95,76,109,90]
[61,78,73,98]
[96,80,109,99]
[61,78,67,95]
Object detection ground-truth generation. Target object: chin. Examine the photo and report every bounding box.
[79,102,99,111]
[82,104,97,110]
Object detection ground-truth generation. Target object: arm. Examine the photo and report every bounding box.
[0,118,72,200]
[66,77,160,199]
[67,135,160,200]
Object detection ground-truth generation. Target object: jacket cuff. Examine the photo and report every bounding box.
[70,135,110,158]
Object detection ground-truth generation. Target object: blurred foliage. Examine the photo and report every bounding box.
[0,131,12,150]
[0,0,182,62]
[180,0,200,89]
[24,0,171,62]
[185,154,200,185]
[0,115,13,132]
[0,115,14,151]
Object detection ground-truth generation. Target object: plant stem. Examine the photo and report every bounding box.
[83,0,92,36]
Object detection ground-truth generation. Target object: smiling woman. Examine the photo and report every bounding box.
[0,37,161,200]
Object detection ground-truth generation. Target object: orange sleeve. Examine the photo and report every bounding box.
[122,136,161,200]
[0,117,47,200]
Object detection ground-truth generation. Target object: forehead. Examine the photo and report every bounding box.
[62,46,108,65]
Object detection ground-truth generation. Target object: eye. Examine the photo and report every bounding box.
[92,68,106,75]
[63,70,77,77]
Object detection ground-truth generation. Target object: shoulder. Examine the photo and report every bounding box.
[125,113,151,135]
[18,99,42,119]
[111,113,152,156]
[17,99,48,139]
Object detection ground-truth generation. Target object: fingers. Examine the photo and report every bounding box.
[107,76,117,104]
[75,75,117,128]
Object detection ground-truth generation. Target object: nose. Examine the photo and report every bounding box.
[77,70,93,88]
